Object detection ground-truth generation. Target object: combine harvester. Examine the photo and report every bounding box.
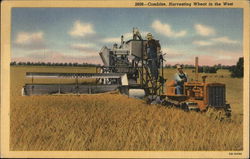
[23,28,165,98]
[22,28,231,119]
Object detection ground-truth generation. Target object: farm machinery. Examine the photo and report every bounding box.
[22,28,231,118]
[164,57,231,118]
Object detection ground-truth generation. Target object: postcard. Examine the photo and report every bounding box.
[1,0,249,158]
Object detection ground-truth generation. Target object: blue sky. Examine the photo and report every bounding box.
[11,8,243,65]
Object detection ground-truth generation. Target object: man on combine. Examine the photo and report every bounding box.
[174,65,188,94]
[145,33,161,80]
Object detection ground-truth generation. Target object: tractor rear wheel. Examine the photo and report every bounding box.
[206,107,231,121]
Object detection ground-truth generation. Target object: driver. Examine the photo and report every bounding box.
[174,65,188,94]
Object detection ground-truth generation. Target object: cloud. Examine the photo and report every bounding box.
[12,50,101,64]
[192,46,242,66]
[102,37,121,43]
[151,20,187,38]
[101,32,133,43]
[196,54,241,66]
[69,20,95,37]
[70,43,98,51]
[15,31,44,44]
[211,36,239,44]
[160,45,242,66]
[193,40,213,46]
[101,31,149,44]
[194,24,216,36]
[161,47,193,65]
[193,36,240,47]
[14,31,46,49]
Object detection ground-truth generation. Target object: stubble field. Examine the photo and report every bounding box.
[10,66,243,150]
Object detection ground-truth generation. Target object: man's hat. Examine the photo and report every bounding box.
[146,33,153,38]
[176,64,183,69]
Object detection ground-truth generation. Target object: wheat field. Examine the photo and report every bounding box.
[10,66,243,151]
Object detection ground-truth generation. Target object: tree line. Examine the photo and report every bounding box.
[229,57,243,78]
[10,61,101,67]
[10,57,243,78]
[165,64,231,73]
[165,57,243,78]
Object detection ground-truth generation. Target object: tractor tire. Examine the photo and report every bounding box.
[206,107,231,121]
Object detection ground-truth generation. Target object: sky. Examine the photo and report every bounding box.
[11,8,243,66]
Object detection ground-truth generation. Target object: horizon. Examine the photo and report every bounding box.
[10,60,240,67]
[11,8,243,66]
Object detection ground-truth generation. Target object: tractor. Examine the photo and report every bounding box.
[163,57,231,119]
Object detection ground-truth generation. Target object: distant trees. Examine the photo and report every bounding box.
[198,66,218,73]
[165,64,195,69]
[10,61,16,65]
[230,57,243,78]
[165,63,236,74]
[10,61,101,67]
[166,64,219,73]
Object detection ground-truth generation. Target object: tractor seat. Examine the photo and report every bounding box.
[165,80,188,102]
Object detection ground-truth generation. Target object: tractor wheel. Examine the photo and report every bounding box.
[224,104,232,118]
[206,107,230,121]
[180,103,189,112]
